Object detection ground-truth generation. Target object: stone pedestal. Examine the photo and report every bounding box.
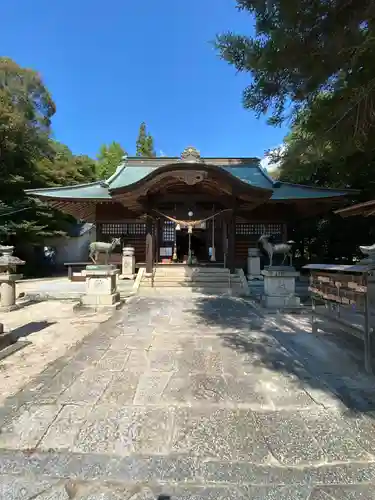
[120,246,135,280]
[0,274,22,311]
[261,267,301,309]
[247,248,262,280]
[81,265,120,308]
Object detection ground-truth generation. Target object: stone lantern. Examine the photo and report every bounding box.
[120,246,135,279]
[0,246,25,311]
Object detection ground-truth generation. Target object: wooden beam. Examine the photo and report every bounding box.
[227,210,236,274]
[145,214,154,275]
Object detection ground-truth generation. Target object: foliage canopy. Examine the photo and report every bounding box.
[96,142,127,179]
[216,0,375,158]
[136,122,156,158]
[217,0,375,263]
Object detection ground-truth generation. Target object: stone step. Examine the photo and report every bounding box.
[140,281,243,289]
[155,268,234,276]
[154,274,231,279]
[153,273,231,280]
[139,286,244,295]
[155,265,228,270]
[138,267,245,294]
[147,276,240,283]
[154,268,229,275]
[143,276,241,282]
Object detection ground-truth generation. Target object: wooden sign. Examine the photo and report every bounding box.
[309,269,367,311]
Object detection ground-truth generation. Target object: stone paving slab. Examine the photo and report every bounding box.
[0,301,112,405]
[1,480,375,500]
[1,294,375,498]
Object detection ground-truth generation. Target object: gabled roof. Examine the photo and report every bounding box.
[25,180,111,200]
[25,154,353,202]
[221,165,274,189]
[270,182,352,200]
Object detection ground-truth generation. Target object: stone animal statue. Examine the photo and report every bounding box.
[359,243,375,261]
[89,237,121,264]
[258,234,295,267]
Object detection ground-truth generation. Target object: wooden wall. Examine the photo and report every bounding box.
[94,203,287,268]
[96,221,146,264]
[234,218,285,269]
[96,203,138,221]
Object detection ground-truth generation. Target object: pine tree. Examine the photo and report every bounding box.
[136,122,156,157]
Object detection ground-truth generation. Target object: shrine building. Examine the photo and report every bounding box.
[26,146,352,273]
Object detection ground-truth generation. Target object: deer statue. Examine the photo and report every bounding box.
[359,243,375,263]
[88,238,121,265]
[258,234,295,267]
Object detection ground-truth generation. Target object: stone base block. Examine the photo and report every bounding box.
[0,304,20,312]
[84,264,117,272]
[262,294,301,309]
[84,269,119,296]
[247,274,263,281]
[74,300,123,313]
[0,331,14,350]
[262,268,299,295]
[119,274,135,280]
[81,292,120,307]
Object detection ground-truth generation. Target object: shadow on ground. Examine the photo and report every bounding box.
[189,296,375,415]
[10,321,55,341]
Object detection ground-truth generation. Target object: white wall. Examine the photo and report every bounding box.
[46,227,96,265]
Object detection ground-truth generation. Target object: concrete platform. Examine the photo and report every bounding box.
[16,277,134,301]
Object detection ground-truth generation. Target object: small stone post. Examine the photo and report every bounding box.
[247,248,262,280]
[120,246,135,279]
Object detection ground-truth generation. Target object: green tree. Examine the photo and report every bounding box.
[96,141,127,179]
[0,58,98,256]
[216,0,375,157]
[216,1,375,265]
[37,140,97,187]
[0,57,55,243]
[136,122,156,157]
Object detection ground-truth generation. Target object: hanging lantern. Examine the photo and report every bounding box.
[176,223,181,231]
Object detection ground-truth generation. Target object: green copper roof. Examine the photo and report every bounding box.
[221,166,274,189]
[108,164,158,190]
[270,182,350,200]
[25,181,111,200]
[25,159,351,201]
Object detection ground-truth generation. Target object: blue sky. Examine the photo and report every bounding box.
[3,0,288,160]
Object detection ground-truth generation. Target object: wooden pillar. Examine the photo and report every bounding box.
[282,223,288,243]
[222,220,228,268]
[154,218,160,264]
[227,210,236,274]
[145,215,154,275]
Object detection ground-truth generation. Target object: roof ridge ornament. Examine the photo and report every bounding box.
[180,146,202,163]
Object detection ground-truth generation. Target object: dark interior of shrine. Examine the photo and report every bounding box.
[176,229,207,262]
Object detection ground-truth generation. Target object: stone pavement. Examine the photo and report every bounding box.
[1,295,375,499]
[0,301,112,405]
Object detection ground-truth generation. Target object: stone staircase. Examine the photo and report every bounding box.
[136,266,249,295]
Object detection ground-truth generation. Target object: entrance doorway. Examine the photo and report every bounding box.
[176,229,207,262]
